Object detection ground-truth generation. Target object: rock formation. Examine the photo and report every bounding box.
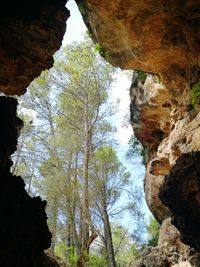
[132,218,200,267]
[0,0,69,95]
[0,0,69,266]
[0,97,52,267]
[75,0,199,89]
[0,0,199,266]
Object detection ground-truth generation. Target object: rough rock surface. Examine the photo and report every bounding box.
[0,1,69,266]
[158,218,189,258]
[159,152,200,251]
[144,160,170,223]
[0,0,199,265]
[130,75,172,222]
[135,246,171,267]
[0,0,69,95]
[133,218,200,267]
[129,71,200,251]
[172,262,192,267]
[0,96,55,267]
[130,74,172,159]
[76,0,199,89]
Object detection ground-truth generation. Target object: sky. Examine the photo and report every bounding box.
[62,0,151,233]
[63,0,133,147]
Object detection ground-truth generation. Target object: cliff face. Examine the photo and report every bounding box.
[0,0,69,95]
[75,0,200,257]
[75,0,199,89]
[0,1,69,266]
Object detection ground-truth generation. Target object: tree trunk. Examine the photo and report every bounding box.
[82,129,90,250]
[50,198,58,252]
[77,232,97,267]
[102,207,116,267]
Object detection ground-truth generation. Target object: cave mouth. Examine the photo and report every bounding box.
[1,0,200,266]
[11,29,149,265]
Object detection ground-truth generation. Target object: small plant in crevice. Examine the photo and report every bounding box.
[94,42,111,60]
[135,70,147,83]
[191,81,200,109]
[77,2,88,16]
[147,217,160,247]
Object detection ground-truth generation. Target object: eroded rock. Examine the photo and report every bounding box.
[159,152,200,250]
[172,262,192,267]
[130,74,172,159]
[133,218,199,267]
[76,0,199,89]
[0,0,69,95]
[0,96,54,267]
[144,160,170,222]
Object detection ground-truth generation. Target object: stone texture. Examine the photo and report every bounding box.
[0,0,199,264]
[0,96,63,267]
[158,218,189,261]
[0,2,69,265]
[130,74,172,222]
[76,0,199,89]
[172,262,192,267]
[133,218,200,267]
[157,108,200,167]
[130,74,172,159]
[135,246,171,267]
[159,152,200,251]
[144,160,170,223]
[0,0,69,95]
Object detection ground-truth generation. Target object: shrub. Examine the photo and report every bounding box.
[191,81,200,109]
[136,70,147,83]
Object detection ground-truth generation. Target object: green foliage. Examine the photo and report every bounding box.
[191,81,200,109]
[77,2,88,16]
[136,70,147,83]
[112,223,139,266]
[147,217,160,247]
[55,243,106,267]
[128,135,145,164]
[87,254,107,267]
[94,43,111,60]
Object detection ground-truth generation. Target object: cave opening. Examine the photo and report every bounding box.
[0,0,199,266]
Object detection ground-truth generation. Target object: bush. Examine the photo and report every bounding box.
[191,81,200,109]
[147,217,160,247]
[136,70,147,83]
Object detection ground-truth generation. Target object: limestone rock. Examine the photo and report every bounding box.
[76,0,199,89]
[144,160,170,222]
[76,3,200,246]
[130,74,172,159]
[135,246,171,267]
[172,262,192,267]
[158,218,189,261]
[133,218,195,267]
[159,152,200,251]
[0,0,69,95]
[0,96,52,267]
